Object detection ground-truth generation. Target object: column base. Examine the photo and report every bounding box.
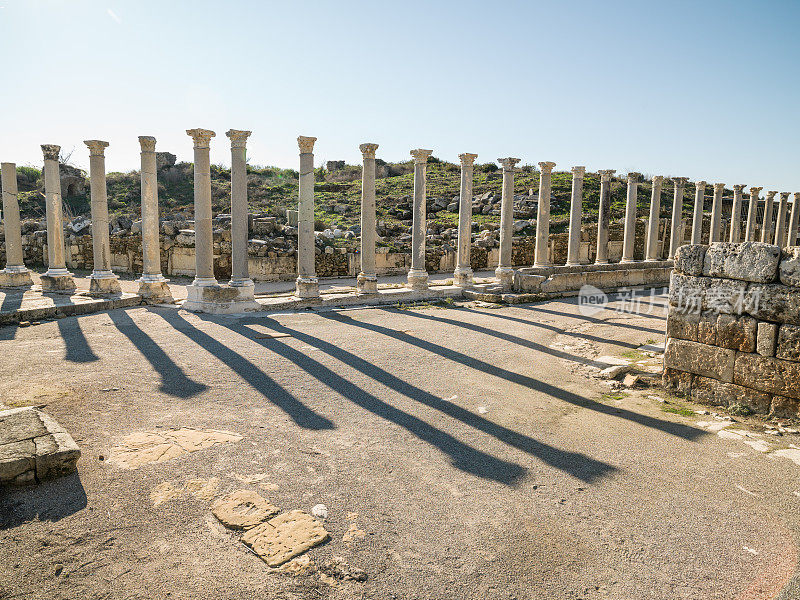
[0,267,33,288]
[595,259,609,265]
[620,258,636,264]
[494,266,514,291]
[184,282,262,313]
[295,276,320,299]
[88,271,122,296]
[407,269,428,291]
[533,261,551,268]
[565,261,582,267]
[137,274,174,304]
[357,273,378,295]
[453,267,474,288]
[41,269,76,294]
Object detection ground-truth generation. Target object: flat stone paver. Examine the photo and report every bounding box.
[0,285,140,325]
[242,509,330,567]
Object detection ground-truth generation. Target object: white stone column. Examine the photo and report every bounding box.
[566,166,585,266]
[761,190,778,243]
[645,175,663,261]
[0,162,33,287]
[83,140,121,296]
[775,192,790,246]
[789,193,800,247]
[357,142,379,294]
[496,157,521,288]
[668,177,687,259]
[136,136,173,303]
[621,172,639,262]
[296,136,319,298]
[534,161,556,267]
[454,152,478,286]
[729,185,746,243]
[595,169,615,264]
[407,148,432,290]
[709,183,725,242]
[690,181,706,244]
[40,144,75,292]
[745,187,762,242]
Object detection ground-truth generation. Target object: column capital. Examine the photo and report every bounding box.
[497,157,520,170]
[226,129,252,148]
[651,175,663,184]
[626,172,639,183]
[138,136,157,152]
[83,139,109,156]
[671,177,688,187]
[572,166,586,178]
[598,169,616,182]
[713,182,725,192]
[186,128,215,148]
[733,184,746,192]
[410,148,433,164]
[538,161,556,173]
[780,191,791,200]
[298,136,317,153]
[750,186,763,197]
[360,143,379,159]
[766,190,778,199]
[458,152,477,167]
[41,144,60,161]
[695,180,706,188]
[794,192,800,201]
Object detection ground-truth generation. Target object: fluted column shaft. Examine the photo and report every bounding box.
[407,148,432,290]
[621,173,638,262]
[227,130,252,286]
[595,170,615,264]
[645,176,663,260]
[709,183,724,242]
[745,187,761,242]
[730,185,745,243]
[669,178,687,258]
[358,143,379,294]
[454,152,477,286]
[496,157,521,288]
[691,181,706,244]
[789,193,800,247]
[534,161,556,266]
[1,163,26,272]
[566,166,585,266]
[775,192,790,246]
[761,191,777,243]
[295,136,319,298]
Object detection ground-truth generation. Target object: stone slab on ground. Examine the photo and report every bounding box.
[107,428,243,469]
[241,509,330,567]
[0,407,80,485]
[211,490,280,530]
[0,285,141,326]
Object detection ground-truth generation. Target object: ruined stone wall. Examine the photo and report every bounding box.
[663,242,800,418]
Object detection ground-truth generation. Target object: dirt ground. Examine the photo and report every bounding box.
[1,291,799,600]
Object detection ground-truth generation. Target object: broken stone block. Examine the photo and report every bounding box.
[776,324,800,362]
[212,490,280,530]
[757,322,778,357]
[703,241,781,283]
[599,364,630,380]
[733,353,800,399]
[779,247,800,287]
[674,244,707,276]
[242,509,330,567]
[746,284,800,326]
[622,373,640,387]
[715,314,756,352]
[664,338,735,383]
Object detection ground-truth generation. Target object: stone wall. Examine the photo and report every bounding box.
[663,242,800,418]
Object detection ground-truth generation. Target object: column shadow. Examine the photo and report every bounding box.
[0,472,87,530]
[56,317,100,363]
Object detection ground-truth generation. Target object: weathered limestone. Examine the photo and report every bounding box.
[664,338,735,383]
[496,157,521,288]
[745,187,762,242]
[621,173,638,262]
[775,191,790,247]
[225,129,260,310]
[357,143,380,294]
[566,166,585,266]
[645,175,663,261]
[136,136,173,303]
[0,162,33,287]
[729,185,746,243]
[669,177,687,259]
[757,321,778,357]
[781,247,800,286]
[84,140,121,296]
[709,183,725,243]
[407,149,432,290]
[789,193,800,247]
[39,144,75,292]
[453,152,478,286]
[703,241,781,283]
[296,136,319,298]
[534,161,555,267]
[761,190,777,244]
[690,181,706,245]
[674,244,707,276]
[595,169,615,264]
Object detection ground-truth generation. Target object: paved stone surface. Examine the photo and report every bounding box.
[242,509,330,566]
[0,285,141,325]
[212,489,280,530]
[107,428,242,469]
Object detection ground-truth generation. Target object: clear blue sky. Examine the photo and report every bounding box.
[1,0,798,190]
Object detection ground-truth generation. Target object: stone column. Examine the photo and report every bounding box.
[534,161,556,267]
[709,183,725,242]
[225,129,260,310]
[645,175,663,261]
[0,162,33,287]
[761,190,778,243]
[789,192,800,247]
[775,192,790,246]
[621,173,639,262]
[357,142,379,294]
[296,136,319,298]
[407,148,432,290]
[595,169,615,264]
[668,177,687,259]
[453,152,478,286]
[83,140,121,296]
[730,185,746,243]
[40,144,75,292]
[566,166,585,266]
[690,181,706,245]
[496,157,521,288]
[745,187,762,242]
[136,136,173,303]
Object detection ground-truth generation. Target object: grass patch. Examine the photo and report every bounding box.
[661,405,696,417]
